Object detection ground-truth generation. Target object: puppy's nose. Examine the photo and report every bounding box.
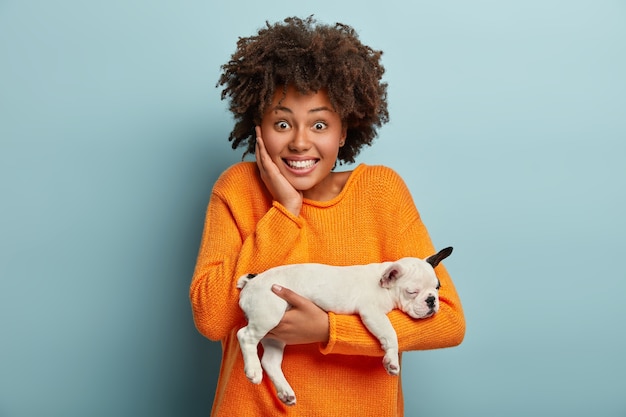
[425,295,436,308]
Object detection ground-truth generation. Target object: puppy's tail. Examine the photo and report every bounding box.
[236,273,257,289]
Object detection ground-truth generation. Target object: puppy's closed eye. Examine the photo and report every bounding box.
[405,289,419,298]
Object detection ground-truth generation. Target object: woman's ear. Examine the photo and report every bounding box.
[339,127,348,147]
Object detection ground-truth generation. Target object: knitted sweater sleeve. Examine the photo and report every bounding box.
[320,167,465,356]
[321,230,465,355]
[189,164,308,341]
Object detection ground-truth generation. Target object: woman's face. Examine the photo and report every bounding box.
[259,85,347,199]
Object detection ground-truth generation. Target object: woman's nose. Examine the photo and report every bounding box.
[288,129,311,152]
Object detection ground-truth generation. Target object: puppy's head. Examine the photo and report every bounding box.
[379,247,453,319]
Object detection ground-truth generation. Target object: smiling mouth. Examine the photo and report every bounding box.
[284,159,318,170]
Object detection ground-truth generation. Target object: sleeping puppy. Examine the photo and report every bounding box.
[236,246,453,406]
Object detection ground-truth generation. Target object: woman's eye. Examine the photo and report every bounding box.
[275,121,290,130]
[313,122,327,130]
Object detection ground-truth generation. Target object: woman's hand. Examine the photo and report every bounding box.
[255,126,303,216]
[267,284,330,345]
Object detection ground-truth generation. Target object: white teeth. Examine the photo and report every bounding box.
[286,160,316,169]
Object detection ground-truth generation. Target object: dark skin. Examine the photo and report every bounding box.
[268,284,329,344]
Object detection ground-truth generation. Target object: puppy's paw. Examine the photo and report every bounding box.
[277,389,296,406]
[383,354,400,376]
[244,366,263,384]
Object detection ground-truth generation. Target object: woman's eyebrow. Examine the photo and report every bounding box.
[309,106,333,113]
[272,105,292,113]
[271,105,334,114]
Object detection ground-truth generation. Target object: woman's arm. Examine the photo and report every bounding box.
[266,285,330,345]
[189,169,308,341]
[320,220,465,356]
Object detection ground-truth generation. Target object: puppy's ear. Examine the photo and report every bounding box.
[380,264,404,288]
[425,247,453,269]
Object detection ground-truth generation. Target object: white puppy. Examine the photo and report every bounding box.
[236,246,452,406]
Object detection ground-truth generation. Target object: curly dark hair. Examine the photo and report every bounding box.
[217,16,389,164]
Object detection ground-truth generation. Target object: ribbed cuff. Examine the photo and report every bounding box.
[319,312,337,355]
[319,312,381,357]
[271,201,304,228]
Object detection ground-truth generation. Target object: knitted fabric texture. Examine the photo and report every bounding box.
[190,162,465,417]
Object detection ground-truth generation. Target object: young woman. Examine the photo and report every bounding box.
[190,16,465,417]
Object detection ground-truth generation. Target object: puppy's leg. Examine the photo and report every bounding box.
[238,297,286,385]
[237,325,266,384]
[261,338,296,406]
[359,311,400,375]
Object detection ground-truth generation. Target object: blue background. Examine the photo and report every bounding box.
[1,1,625,416]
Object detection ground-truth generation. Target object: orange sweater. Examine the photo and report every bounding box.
[190,162,465,417]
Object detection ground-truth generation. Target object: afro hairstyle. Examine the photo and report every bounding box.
[217,16,389,164]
